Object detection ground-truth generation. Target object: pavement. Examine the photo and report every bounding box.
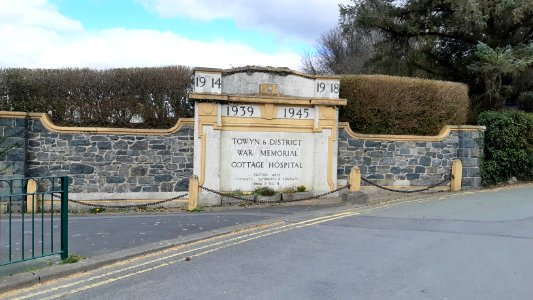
[0,185,526,294]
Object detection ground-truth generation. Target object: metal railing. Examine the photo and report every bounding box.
[0,176,68,266]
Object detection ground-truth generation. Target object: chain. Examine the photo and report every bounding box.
[199,185,349,204]
[68,193,188,209]
[67,171,449,209]
[360,174,453,194]
[289,185,349,201]
[199,186,258,202]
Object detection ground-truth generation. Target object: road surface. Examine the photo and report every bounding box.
[4,184,533,299]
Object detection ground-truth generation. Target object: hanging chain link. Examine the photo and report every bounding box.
[295,185,350,201]
[360,173,453,194]
[199,185,349,204]
[199,186,258,202]
[66,170,452,209]
[68,193,188,209]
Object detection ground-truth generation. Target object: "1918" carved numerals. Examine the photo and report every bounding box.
[316,82,339,94]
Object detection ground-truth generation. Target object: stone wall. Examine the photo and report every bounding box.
[0,114,194,197]
[0,117,27,177]
[0,113,485,198]
[337,125,484,188]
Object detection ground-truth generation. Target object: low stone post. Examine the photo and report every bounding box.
[26,179,38,213]
[450,159,463,192]
[188,175,199,210]
[349,167,361,192]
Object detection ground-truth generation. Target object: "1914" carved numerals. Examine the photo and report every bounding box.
[195,76,221,89]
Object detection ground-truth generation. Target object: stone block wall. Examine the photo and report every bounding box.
[0,117,27,177]
[337,125,484,188]
[0,114,194,196]
[26,118,194,194]
[0,113,485,198]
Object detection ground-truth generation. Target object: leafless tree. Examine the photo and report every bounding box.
[301,27,380,75]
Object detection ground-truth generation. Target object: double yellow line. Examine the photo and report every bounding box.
[10,210,358,300]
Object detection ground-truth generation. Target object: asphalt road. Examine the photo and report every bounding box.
[66,203,348,257]
[1,202,346,263]
[5,184,533,299]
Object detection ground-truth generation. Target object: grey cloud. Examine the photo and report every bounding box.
[140,0,350,42]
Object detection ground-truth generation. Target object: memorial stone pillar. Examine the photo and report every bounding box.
[190,67,347,205]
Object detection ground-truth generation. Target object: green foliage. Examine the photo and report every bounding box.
[0,66,193,128]
[253,187,277,196]
[468,43,533,109]
[338,0,533,114]
[518,92,533,112]
[224,190,247,196]
[340,75,469,135]
[60,254,86,264]
[296,185,307,192]
[88,207,105,214]
[187,206,205,213]
[478,111,533,185]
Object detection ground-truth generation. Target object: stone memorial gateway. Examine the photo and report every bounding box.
[0,66,485,210]
[190,67,347,204]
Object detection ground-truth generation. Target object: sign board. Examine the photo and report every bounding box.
[220,132,315,191]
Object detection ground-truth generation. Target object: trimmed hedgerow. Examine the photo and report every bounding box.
[478,110,533,185]
[339,75,470,135]
[0,66,192,128]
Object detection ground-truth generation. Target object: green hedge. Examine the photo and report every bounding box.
[339,75,470,135]
[0,66,192,128]
[478,111,533,185]
[0,69,471,132]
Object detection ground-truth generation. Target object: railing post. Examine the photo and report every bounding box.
[188,175,199,210]
[450,159,463,192]
[60,176,69,260]
[349,167,361,192]
[26,179,38,213]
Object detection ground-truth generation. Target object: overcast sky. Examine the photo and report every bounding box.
[0,0,349,70]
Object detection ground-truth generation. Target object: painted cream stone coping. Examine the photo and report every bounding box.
[0,111,485,141]
[189,92,347,106]
[339,122,486,142]
[193,66,341,80]
[0,111,194,135]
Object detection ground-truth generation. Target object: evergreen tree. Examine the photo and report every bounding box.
[306,0,533,112]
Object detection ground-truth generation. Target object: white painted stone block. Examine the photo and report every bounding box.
[194,71,222,94]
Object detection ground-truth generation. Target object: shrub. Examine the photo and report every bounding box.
[60,254,86,264]
[478,111,533,185]
[89,207,105,214]
[254,187,276,196]
[340,75,470,135]
[296,185,307,192]
[0,66,193,128]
